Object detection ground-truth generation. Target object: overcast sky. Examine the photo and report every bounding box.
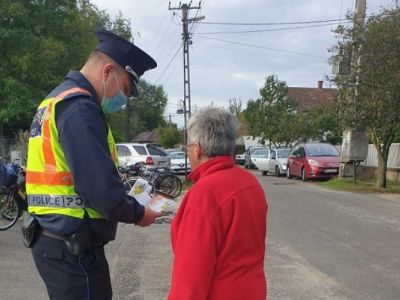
[91,0,393,126]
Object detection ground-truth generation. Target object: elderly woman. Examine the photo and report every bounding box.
[168,107,268,300]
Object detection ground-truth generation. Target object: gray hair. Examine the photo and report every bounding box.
[187,106,237,157]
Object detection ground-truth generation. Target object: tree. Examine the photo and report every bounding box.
[0,0,132,137]
[332,9,400,187]
[157,125,183,149]
[108,80,168,142]
[244,75,300,147]
[305,105,341,145]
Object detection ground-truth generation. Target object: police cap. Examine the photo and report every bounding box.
[95,27,157,96]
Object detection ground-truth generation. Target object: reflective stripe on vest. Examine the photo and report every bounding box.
[26,87,118,219]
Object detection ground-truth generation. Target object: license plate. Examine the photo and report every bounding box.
[325,169,337,173]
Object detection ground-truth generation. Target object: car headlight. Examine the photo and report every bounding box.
[308,159,319,166]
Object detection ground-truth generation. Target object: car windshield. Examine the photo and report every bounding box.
[170,152,185,159]
[277,149,291,158]
[305,144,339,157]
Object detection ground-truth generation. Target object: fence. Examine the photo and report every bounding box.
[362,143,400,169]
[0,131,29,164]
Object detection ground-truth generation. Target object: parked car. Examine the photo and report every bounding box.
[244,146,267,169]
[164,148,180,156]
[116,143,170,170]
[286,142,340,181]
[235,152,245,165]
[169,151,191,174]
[251,148,290,176]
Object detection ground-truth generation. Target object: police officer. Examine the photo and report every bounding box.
[25,28,161,299]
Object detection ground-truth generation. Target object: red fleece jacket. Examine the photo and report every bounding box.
[168,156,268,300]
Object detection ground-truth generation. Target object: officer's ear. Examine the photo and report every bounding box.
[102,63,115,81]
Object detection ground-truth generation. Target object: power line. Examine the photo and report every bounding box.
[146,33,182,83]
[196,18,346,26]
[194,22,342,35]
[154,44,183,85]
[148,8,169,51]
[151,14,180,61]
[196,35,328,59]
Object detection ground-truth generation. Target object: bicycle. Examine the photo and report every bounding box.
[135,166,182,198]
[0,159,27,231]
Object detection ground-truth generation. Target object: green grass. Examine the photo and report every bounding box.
[317,177,400,193]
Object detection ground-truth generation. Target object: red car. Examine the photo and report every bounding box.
[286,142,340,181]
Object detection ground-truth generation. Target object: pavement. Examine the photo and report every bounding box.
[1,168,399,299]
[108,223,173,300]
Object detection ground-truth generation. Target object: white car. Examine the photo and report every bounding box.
[169,151,191,174]
[251,148,291,176]
[116,143,170,170]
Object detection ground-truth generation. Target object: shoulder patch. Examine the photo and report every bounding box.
[30,107,46,138]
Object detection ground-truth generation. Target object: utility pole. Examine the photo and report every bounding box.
[169,2,204,180]
[338,0,368,180]
[169,1,204,120]
[177,100,189,180]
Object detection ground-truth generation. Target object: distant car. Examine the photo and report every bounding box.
[164,148,180,156]
[235,152,245,165]
[286,142,340,181]
[116,143,170,171]
[244,146,267,169]
[169,151,191,174]
[251,148,290,176]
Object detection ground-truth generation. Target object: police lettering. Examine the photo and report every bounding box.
[28,195,86,207]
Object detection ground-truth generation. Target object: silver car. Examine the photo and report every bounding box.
[251,148,290,176]
[169,151,191,174]
[116,143,170,170]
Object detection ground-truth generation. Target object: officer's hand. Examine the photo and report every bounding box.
[136,206,162,227]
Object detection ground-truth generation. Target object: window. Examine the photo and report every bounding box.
[277,149,291,158]
[132,145,147,155]
[116,145,131,157]
[147,145,167,156]
[291,146,299,156]
[299,147,305,158]
[305,144,339,157]
[270,150,276,159]
[254,150,267,158]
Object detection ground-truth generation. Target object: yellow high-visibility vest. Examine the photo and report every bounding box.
[26,87,118,219]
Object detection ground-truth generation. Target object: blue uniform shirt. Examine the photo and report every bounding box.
[33,70,144,239]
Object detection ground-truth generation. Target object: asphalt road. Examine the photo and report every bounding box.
[262,173,400,300]
[0,169,399,299]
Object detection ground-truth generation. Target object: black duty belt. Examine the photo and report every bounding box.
[40,227,105,256]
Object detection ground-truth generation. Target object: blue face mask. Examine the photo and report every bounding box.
[102,70,128,114]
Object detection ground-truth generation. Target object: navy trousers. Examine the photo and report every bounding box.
[32,233,112,300]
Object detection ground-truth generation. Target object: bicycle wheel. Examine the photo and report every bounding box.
[123,177,155,195]
[156,175,182,198]
[123,177,139,193]
[0,189,20,231]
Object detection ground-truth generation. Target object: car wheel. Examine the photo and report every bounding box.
[261,171,267,176]
[287,166,293,179]
[301,168,308,181]
[275,166,281,177]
